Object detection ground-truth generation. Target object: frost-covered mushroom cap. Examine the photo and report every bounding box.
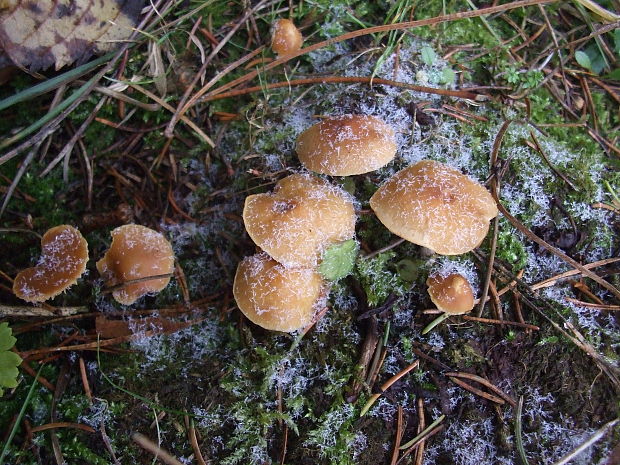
[271,18,303,57]
[243,173,356,268]
[427,273,475,315]
[233,253,324,332]
[369,160,498,255]
[96,224,174,305]
[295,115,397,176]
[13,225,88,302]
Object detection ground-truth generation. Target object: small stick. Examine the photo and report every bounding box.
[79,357,92,403]
[400,415,446,449]
[397,425,445,465]
[462,315,539,330]
[360,360,419,416]
[529,257,620,290]
[414,397,426,465]
[364,238,405,260]
[564,299,620,310]
[132,432,185,465]
[187,418,207,465]
[445,372,516,407]
[448,377,505,404]
[30,422,95,434]
[551,418,619,465]
[390,406,404,465]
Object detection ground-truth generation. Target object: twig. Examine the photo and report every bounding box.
[414,397,426,465]
[445,372,516,407]
[449,377,506,404]
[462,315,539,331]
[202,76,483,102]
[530,257,620,290]
[400,415,446,450]
[132,433,185,465]
[0,305,89,317]
[551,419,619,465]
[390,406,404,465]
[360,360,419,416]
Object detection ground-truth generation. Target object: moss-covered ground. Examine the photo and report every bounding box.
[1,1,619,464]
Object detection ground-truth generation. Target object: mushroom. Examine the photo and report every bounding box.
[13,225,88,302]
[422,272,475,334]
[295,115,397,176]
[243,173,356,268]
[271,18,302,57]
[96,224,174,305]
[233,253,325,332]
[369,160,498,255]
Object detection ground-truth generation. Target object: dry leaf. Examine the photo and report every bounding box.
[0,0,144,71]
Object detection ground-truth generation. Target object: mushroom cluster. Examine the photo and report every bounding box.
[234,173,355,332]
[232,89,497,333]
[12,223,175,306]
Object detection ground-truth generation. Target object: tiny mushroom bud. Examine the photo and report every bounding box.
[13,225,88,302]
[233,253,325,332]
[426,273,475,315]
[370,160,498,255]
[243,173,356,268]
[271,18,303,57]
[96,224,174,305]
[296,115,397,176]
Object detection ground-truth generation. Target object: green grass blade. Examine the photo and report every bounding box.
[0,52,113,112]
[0,364,43,464]
[0,74,99,152]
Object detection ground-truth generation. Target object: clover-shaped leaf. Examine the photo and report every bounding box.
[319,239,359,281]
[0,322,21,396]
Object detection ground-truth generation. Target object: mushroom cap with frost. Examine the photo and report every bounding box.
[13,225,88,302]
[426,273,475,315]
[233,253,324,332]
[96,224,174,305]
[243,173,356,268]
[295,115,397,176]
[369,160,498,255]
[271,18,302,57]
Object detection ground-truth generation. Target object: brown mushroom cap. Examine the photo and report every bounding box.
[243,173,356,268]
[271,18,303,57]
[96,224,174,305]
[233,253,324,332]
[13,225,88,302]
[426,273,475,315]
[295,115,397,176]
[369,160,498,255]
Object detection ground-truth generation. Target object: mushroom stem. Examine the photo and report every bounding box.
[421,312,450,335]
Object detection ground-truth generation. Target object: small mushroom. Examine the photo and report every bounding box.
[271,18,303,57]
[427,273,475,315]
[295,115,397,176]
[370,160,498,255]
[96,224,174,305]
[243,173,356,268]
[233,253,325,332]
[13,225,88,302]
[422,272,475,334]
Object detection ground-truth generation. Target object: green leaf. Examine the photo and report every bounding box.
[575,50,592,70]
[604,68,620,81]
[0,323,21,396]
[0,322,16,351]
[319,240,359,281]
[420,46,437,66]
[440,68,456,84]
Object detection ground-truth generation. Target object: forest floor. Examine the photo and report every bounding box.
[1,1,619,464]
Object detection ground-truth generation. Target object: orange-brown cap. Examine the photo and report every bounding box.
[13,225,88,302]
[369,160,498,255]
[233,253,324,332]
[295,115,396,176]
[243,173,356,268]
[271,18,303,57]
[426,273,474,315]
[96,224,174,305]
